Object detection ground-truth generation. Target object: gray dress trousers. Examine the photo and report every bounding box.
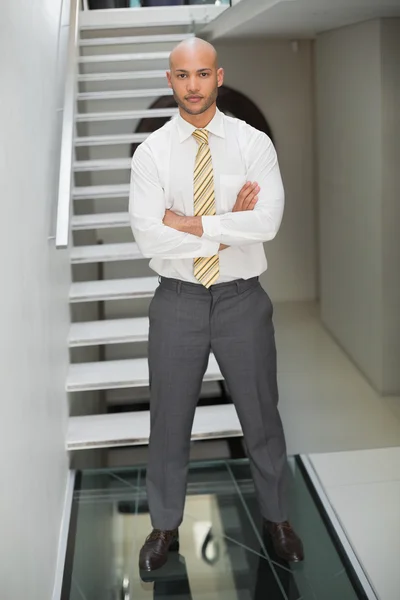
[146,275,289,530]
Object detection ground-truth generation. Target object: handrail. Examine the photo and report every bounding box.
[55,0,80,249]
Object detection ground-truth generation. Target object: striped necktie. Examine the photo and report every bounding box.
[192,129,219,288]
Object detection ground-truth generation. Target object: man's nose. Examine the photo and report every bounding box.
[186,77,200,92]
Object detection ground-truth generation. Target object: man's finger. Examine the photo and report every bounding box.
[239,181,255,198]
[242,182,259,203]
[243,186,260,210]
[242,181,257,194]
[240,181,252,193]
[236,184,254,210]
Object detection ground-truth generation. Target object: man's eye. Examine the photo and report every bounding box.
[178,74,186,79]
[200,73,209,77]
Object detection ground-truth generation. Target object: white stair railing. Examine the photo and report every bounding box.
[55,0,80,248]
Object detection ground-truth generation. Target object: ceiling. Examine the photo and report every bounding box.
[203,0,400,40]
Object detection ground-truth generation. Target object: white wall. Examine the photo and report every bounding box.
[215,40,316,302]
[0,1,71,598]
[381,19,400,394]
[316,20,383,389]
[316,18,400,394]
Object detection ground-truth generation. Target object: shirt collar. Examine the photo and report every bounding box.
[176,107,225,143]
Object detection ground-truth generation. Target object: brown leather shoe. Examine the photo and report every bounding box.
[139,528,179,572]
[264,520,304,562]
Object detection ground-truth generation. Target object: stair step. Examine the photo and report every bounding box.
[78,70,166,82]
[75,108,178,122]
[74,158,131,172]
[71,212,129,231]
[71,242,142,264]
[73,184,130,200]
[69,317,149,347]
[69,276,158,303]
[79,51,170,64]
[77,88,172,101]
[75,133,149,147]
[67,404,240,450]
[79,33,193,47]
[66,354,221,392]
[79,16,201,32]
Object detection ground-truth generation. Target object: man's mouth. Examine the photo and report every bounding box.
[186,96,203,103]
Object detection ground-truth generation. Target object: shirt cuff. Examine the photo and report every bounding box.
[200,237,220,256]
[202,214,222,240]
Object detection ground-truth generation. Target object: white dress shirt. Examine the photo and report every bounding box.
[129,108,284,283]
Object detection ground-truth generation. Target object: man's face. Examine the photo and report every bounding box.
[167,51,224,116]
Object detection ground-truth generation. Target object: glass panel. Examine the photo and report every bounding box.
[65,458,362,600]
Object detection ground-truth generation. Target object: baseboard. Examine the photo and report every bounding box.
[52,470,76,600]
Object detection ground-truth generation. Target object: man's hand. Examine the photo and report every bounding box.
[232,182,260,212]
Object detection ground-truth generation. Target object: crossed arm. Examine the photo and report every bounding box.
[129,131,284,259]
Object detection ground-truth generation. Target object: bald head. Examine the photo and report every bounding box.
[166,37,223,121]
[169,38,218,70]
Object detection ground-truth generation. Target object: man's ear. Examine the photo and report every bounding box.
[166,70,172,88]
[217,67,224,88]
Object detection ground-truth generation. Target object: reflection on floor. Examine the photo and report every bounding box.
[65,458,364,600]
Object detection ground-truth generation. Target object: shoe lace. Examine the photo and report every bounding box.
[268,521,292,533]
[146,529,174,543]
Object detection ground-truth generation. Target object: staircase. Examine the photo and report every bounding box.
[66,5,242,452]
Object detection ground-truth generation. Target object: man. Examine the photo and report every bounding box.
[129,37,304,572]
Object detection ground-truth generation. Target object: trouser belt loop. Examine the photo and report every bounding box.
[177,280,182,295]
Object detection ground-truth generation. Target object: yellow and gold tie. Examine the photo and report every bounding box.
[192,129,219,288]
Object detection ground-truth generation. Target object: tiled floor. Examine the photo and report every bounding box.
[271,302,400,455]
[65,458,363,600]
[307,447,400,600]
